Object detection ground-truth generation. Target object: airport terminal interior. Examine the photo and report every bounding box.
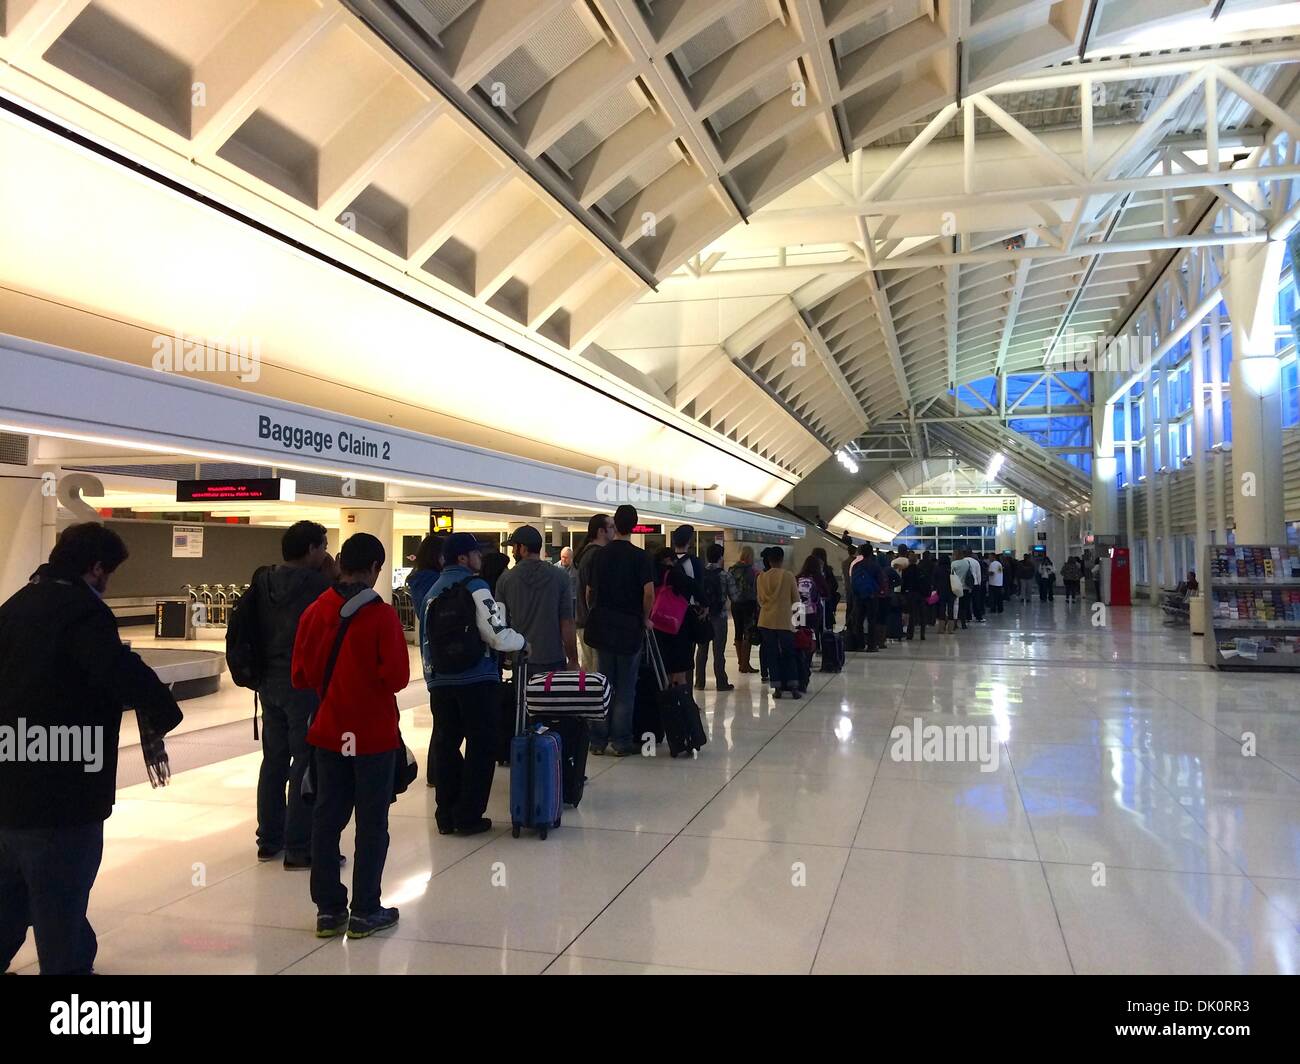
[1,0,1299,975]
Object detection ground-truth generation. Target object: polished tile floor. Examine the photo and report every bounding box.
[12,598,1300,974]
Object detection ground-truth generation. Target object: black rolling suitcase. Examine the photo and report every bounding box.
[819,628,845,672]
[646,630,706,758]
[633,654,666,746]
[495,661,516,766]
[539,716,589,807]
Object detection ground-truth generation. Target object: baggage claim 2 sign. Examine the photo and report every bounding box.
[258,415,393,462]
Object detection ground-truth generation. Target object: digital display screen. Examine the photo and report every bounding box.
[177,478,293,503]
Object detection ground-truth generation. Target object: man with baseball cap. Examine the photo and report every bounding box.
[496,525,578,680]
[421,531,524,835]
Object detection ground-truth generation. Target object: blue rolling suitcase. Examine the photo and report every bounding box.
[509,653,562,839]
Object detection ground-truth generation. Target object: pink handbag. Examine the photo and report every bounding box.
[927,590,940,605]
[650,582,688,634]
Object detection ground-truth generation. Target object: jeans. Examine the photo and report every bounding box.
[431,681,499,830]
[310,748,394,917]
[759,628,798,691]
[796,641,813,691]
[1039,577,1054,601]
[1019,578,1034,602]
[593,647,641,752]
[0,821,104,974]
[851,594,876,649]
[256,687,316,859]
[988,584,1003,613]
[971,585,986,621]
[526,661,566,680]
[694,612,730,687]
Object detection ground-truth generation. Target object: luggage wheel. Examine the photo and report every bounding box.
[511,826,521,838]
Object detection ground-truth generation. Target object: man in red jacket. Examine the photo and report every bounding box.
[292,533,409,940]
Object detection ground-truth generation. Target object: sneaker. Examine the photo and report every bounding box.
[717,683,735,691]
[773,689,783,699]
[589,743,608,756]
[456,817,493,836]
[346,907,400,940]
[788,689,803,700]
[315,910,349,938]
[257,846,282,863]
[608,744,637,758]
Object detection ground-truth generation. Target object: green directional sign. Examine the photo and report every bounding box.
[899,494,1017,516]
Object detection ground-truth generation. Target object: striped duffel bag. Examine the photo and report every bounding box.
[525,670,612,721]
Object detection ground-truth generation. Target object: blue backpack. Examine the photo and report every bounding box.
[851,562,878,599]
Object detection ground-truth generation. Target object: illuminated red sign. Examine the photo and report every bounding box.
[631,523,662,534]
[177,478,290,502]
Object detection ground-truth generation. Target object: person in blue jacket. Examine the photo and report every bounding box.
[407,535,443,789]
[421,533,524,835]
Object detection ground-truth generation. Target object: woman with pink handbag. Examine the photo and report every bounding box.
[650,548,696,688]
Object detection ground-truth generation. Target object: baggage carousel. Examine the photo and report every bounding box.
[134,647,226,700]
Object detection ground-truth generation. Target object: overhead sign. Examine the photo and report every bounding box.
[177,477,295,503]
[0,336,803,540]
[899,495,1017,515]
[429,508,454,535]
[908,514,989,526]
[631,523,662,534]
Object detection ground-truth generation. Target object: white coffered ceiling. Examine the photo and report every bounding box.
[3,0,1300,522]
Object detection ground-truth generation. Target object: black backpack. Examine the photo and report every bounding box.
[426,577,484,674]
[225,567,269,690]
[701,567,725,613]
[729,562,756,602]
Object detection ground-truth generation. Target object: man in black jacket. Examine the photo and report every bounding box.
[0,523,182,974]
[245,521,334,868]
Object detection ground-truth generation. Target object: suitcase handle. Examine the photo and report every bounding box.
[541,670,588,694]
[644,628,668,692]
[514,649,529,737]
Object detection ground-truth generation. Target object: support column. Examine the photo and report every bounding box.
[1091,371,1119,539]
[1190,322,1210,575]
[1143,367,1158,590]
[1223,240,1288,544]
[1014,501,1033,556]
[340,505,395,603]
[0,454,46,602]
[1123,396,1136,552]
[1209,305,1227,542]
[1159,360,1176,587]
